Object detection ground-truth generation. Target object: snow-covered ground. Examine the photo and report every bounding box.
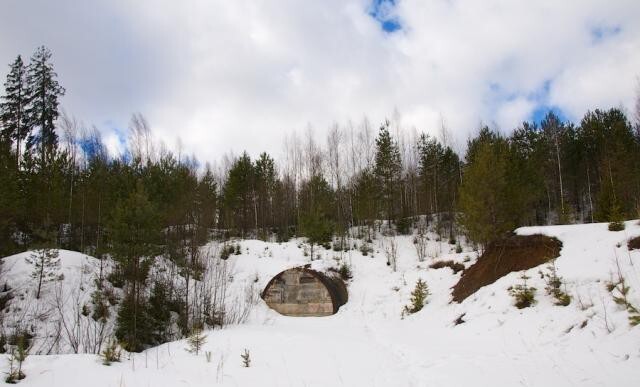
[3,221,640,386]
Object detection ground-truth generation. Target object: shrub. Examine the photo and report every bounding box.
[453,313,466,326]
[404,279,429,315]
[5,336,27,384]
[338,262,353,280]
[359,243,373,256]
[220,244,235,260]
[91,288,111,321]
[509,273,536,309]
[608,221,625,231]
[542,261,571,306]
[429,260,465,274]
[455,244,463,254]
[241,349,251,367]
[101,338,121,365]
[187,326,207,355]
[607,267,640,327]
[395,218,412,235]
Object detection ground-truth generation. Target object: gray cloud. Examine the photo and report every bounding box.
[1,0,639,162]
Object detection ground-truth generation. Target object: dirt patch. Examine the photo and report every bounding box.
[628,236,640,251]
[452,234,562,303]
[430,260,465,274]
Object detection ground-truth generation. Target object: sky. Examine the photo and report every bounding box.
[1,0,639,162]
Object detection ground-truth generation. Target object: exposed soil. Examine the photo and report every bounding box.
[430,260,465,274]
[452,234,562,302]
[628,236,640,251]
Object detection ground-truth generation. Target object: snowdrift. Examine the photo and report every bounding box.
[2,221,639,386]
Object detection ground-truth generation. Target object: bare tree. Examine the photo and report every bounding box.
[383,235,399,272]
[128,112,156,165]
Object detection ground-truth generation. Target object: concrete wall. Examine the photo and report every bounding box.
[263,268,335,317]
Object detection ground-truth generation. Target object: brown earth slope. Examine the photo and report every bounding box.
[452,234,562,302]
[628,236,640,251]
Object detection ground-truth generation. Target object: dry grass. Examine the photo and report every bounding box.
[429,260,465,274]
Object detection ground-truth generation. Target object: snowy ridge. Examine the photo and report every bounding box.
[1,250,116,355]
[2,221,640,386]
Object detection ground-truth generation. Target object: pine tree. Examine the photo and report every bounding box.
[254,152,276,236]
[374,121,401,225]
[222,152,254,235]
[0,55,29,169]
[109,180,160,352]
[24,46,65,167]
[25,247,60,299]
[458,135,514,245]
[6,336,28,383]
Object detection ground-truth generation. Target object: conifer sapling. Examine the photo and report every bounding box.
[405,279,429,314]
[241,349,251,367]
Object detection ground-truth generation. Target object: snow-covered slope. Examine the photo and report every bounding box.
[1,250,116,355]
[4,221,640,386]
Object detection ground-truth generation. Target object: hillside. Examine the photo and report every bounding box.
[2,221,640,386]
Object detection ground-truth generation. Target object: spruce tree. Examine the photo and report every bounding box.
[405,279,429,314]
[24,46,65,167]
[148,279,171,345]
[0,55,29,169]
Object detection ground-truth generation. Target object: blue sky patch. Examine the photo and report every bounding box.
[531,105,568,125]
[590,25,622,43]
[369,0,401,33]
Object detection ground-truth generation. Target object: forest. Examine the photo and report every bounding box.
[1,46,640,352]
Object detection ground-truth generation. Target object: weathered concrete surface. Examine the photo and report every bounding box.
[262,267,347,317]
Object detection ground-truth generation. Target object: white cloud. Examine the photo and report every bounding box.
[1,0,639,163]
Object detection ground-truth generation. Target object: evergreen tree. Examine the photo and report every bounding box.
[0,135,19,255]
[195,164,218,243]
[458,136,513,245]
[109,180,160,352]
[115,293,151,352]
[254,152,276,236]
[0,55,29,169]
[405,278,429,314]
[298,174,334,259]
[374,121,401,225]
[148,279,172,345]
[222,152,254,235]
[352,168,378,231]
[186,326,206,355]
[24,46,65,167]
[25,247,60,299]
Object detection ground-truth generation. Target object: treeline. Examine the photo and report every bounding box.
[2,48,640,254]
[1,47,640,350]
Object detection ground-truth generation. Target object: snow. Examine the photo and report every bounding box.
[3,221,640,386]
